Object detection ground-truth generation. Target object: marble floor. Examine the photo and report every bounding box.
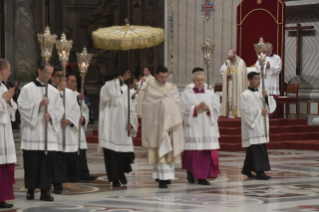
[3,125,319,212]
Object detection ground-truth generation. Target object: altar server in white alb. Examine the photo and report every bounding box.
[136,66,155,116]
[142,66,184,189]
[181,71,220,186]
[184,67,211,91]
[18,63,64,201]
[54,73,83,193]
[98,71,138,187]
[0,59,17,209]
[256,43,282,96]
[255,43,282,117]
[240,70,276,180]
[68,75,97,182]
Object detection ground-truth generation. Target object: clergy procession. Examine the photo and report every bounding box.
[0,36,280,208]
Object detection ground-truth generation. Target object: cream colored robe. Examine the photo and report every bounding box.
[221,56,248,117]
[136,75,155,116]
[142,81,184,165]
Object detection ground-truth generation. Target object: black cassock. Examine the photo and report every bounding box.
[103,148,135,182]
[242,144,270,173]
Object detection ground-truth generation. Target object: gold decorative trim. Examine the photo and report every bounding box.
[236,9,283,26]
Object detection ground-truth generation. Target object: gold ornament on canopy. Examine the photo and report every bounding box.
[92,25,164,51]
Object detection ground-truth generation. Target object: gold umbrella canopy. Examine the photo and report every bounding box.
[92,24,165,51]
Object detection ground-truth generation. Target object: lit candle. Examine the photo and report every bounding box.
[62,50,66,58]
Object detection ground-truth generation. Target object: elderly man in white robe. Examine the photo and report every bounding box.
[142,66,184,189]
[184,67,211,91]
[98,71,138,187]
[0,59,17,209]
[181,71,220,186]
[240,70,276,180]
[221,50,248,118]
[136,66,155,116]
[18,63,64,201]
[256,43,282,117]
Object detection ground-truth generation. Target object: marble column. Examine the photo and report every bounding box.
[14,0,40,84]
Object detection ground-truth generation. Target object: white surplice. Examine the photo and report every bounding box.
[0,84,17,164]
[255,54,282,95]
[56,88,81,152]
[184,83,212,91]
[18,80,64,151]
[181,89,220,150]
[130,88,138,112]
[75,91,89,150]
[240,89,276,148]
[98,79,138,153]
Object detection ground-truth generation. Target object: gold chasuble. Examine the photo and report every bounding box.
[221,56,248,117]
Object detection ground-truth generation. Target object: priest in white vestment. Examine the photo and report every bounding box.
[98,71,138,187]
[221,50,248,118]
[256,43,282,117]
[184,67,212,91]
[0,59,17,209]
[240,70,276,180]
[18,63,64,201]
[181,72,220,186]
[142,66,184,189]
[136,67,155,116]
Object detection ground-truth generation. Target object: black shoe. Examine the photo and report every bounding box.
[53,183,63,194]
[26,189,35,200]
[112,180,121,187]
[158,180,168,188]
[198,179,211,185]
[256,173,269,180]
[241,171,256,179]
[165,180,172,185]
[40,191,54,201]
[81,175,98,182]
[120,175,127,185]
[264,173,272,179]
[187,172,195,184]
[0,201,14,208]
[54,189,62,194]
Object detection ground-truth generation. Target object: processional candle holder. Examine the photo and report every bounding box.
[254,37,268,137]
[37,26,57,155]
[201,39,213,88]
[76,47,93,154]
[56,33,73,152]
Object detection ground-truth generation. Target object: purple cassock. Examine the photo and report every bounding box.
[182,87,220,179]
[0,164,15,202]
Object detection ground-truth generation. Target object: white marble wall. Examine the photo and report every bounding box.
[171,0,241,88]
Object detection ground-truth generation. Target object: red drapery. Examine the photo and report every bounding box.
[236,0,286,96]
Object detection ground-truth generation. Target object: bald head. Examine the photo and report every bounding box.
[228,49,236,62]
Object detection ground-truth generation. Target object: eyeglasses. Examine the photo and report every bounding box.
[54,74,63,78]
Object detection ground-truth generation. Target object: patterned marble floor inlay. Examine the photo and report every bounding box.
[2,126,319,212]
